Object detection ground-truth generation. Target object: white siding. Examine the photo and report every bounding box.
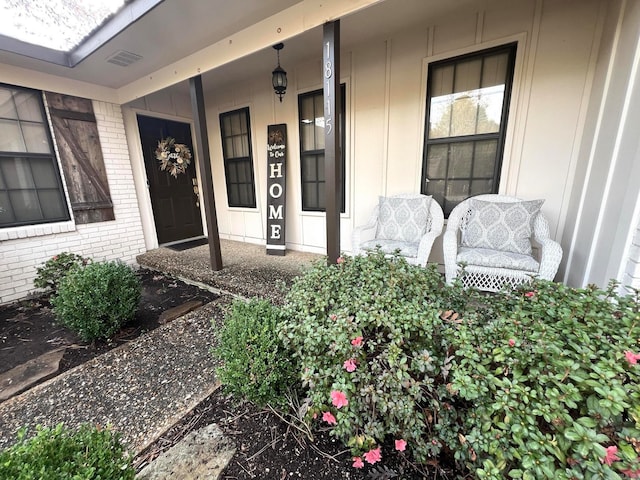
[0,101,146,305]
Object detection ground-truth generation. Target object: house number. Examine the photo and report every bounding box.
[325,41,333,135]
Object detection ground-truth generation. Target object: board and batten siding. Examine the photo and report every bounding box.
[0,100,146,305]
[187,0,603,265]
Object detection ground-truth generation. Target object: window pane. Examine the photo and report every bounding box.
[0,119,27,152]
[22,123,51,153]
[431,64,454,97]
[238,112,248,134]
[236,160,248,183]
[2,157,35,189]
[38,189,67,219]
[426,144,447,178]
[222,115,232,135]
[232,135,244,158]
[481,53,509,88]
[0,90,18,119]
[230,113,241,135]
[302,155,317,182]
[476,86,504,134]
[314,94,325,149]
[453,58,482,94]
[227,184,239,206]
[449,142,473,178]
[470,179,494,196]
[14,92,43,122]
[450,95,479,137]
[0,191,15,223]
[30,158,59,188]
[300,96,314,124]
[426,179,445,208]
[429,95,453,139]
[317,155,325,182]
[300,123,315,152]
[10,190,42,222]
[224,137,234,158]
[473,140,498,177]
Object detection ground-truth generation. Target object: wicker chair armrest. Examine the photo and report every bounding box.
[537,237,563,281]
[416,201,444,266]
[351,205,380,255]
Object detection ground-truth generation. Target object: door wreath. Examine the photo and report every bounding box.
[156,137,192,177]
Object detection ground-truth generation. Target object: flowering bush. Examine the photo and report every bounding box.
[33,252,92,294]
[280,251,455,464]
[279,251,640,478]
[449,281,640,479]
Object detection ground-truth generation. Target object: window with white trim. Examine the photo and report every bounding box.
[219,107,256,208]
[421,43,517,216]
[0,84,69,227]
[298,85,346,212]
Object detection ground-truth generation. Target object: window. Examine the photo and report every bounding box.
[219,107,256,208]
[421,43,517,216]
[298,85,346,212]
[0,85,69,227]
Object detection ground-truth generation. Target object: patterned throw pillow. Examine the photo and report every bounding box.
[375,195,432,243]
[461,198,544,255]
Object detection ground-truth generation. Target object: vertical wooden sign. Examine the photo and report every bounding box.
[266,124,287,256]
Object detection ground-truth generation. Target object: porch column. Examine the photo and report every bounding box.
[323,20,342,265]
[189,75,223,271]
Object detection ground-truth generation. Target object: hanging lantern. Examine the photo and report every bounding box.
[272,43,287,102]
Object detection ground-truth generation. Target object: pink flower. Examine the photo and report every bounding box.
[363,447,382,464]
[351,336,363,347]
[524,291,535,298]
[601,446,620,466]
[337,256,345,264]
[52,255,58,261]
[352,457,364,469]
[330,314,338,321]
[330,390,348,408]
[622,465,640,478]
[625,351,640,365]
[343,358,357,372]
[508,338,516,347]
[395,439,407,451]
[322,411,336,425]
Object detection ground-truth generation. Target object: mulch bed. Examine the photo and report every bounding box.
[0,269,450,479]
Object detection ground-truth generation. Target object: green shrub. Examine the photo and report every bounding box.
[279,251,640,478]
[280,251,455,465]
[214,298,298,407]
[34,252,91,294]
[51,261,141,342]
[0,423,135,479]
[449,281,640,479]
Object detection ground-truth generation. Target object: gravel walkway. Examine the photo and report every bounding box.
[0,240,321,453]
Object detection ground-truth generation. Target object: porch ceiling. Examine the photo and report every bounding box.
[0,0,486,97]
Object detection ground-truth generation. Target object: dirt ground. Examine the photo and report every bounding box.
[0,269,448,479]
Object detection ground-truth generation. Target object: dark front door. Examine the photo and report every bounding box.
[137,115,204,244]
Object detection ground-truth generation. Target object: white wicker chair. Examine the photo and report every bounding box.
[443,194,562,291]
[352,194,444,267]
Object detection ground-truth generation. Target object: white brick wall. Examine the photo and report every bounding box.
[0,100,146,305]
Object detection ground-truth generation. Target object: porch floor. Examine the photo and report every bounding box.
[136,239,323,304]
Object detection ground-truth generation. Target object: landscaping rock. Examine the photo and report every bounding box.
[136,423,235,480]
[158,300,203,324]
[0,348,65,401]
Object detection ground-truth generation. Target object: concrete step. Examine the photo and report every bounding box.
[136,423,235,480]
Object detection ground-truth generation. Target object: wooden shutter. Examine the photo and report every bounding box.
[45,92,115,224]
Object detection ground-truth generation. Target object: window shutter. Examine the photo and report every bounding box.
[45,92,115,224]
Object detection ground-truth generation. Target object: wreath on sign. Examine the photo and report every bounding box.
[156,137,192,177]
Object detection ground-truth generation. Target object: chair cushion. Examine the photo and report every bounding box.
[361,239,419,259]
[461,199,543,255]
[457,247,540,272]
[375,195,431,243]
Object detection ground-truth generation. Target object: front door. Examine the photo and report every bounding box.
[137,115,204,244]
